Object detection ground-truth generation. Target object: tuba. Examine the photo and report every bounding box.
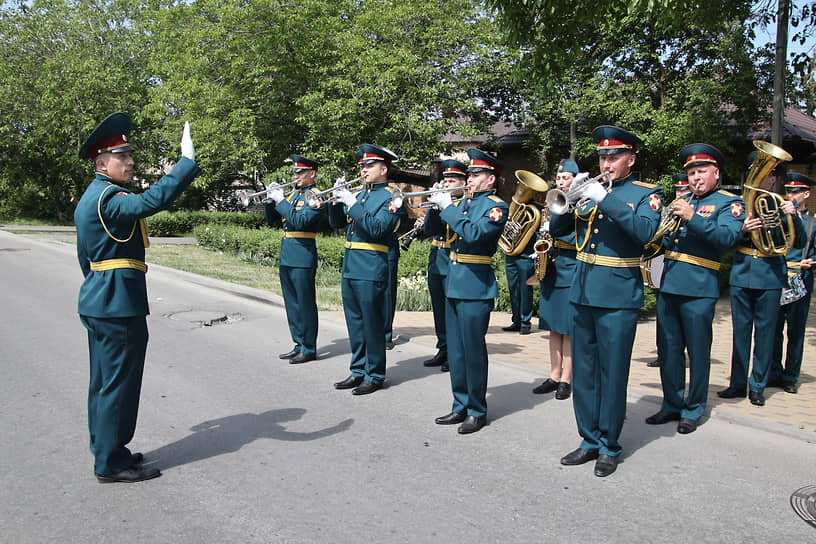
[499,170,549,256]
[743,140,794,256]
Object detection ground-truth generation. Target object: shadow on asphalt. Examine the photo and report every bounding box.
[145,408,353,470]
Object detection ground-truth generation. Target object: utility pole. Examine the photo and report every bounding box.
[772,0,789,147]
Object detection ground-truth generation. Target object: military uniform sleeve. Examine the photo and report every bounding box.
[549,210,574,237]
[791,201,807,249]
[328,202,348,229]
[598,185,662,244]
[440,200,508,244]
[685,196,745,250]
[346,197,403,240]
[423,208,444,236]
[276,198,324,230]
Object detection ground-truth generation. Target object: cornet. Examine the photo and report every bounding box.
[545,172,612,215]
[236,179,299,207]
[390,185,470,209]
[304,177,363,208]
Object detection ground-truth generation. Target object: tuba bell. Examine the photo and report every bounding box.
[743,140,794,256]
[499,170,549,256]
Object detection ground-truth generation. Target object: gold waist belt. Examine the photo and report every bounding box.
[449,251,492,264]
[553,240,575,250]
[787,261,802,269]
[737,246,774,258]
[665,250,720,271]
[89,258,147,273]
[432,240,451,249]
[283,231,317,239]
[345,241,389,253]
[576,252,640,268]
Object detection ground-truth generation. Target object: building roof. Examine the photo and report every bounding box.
[749,106,816,144]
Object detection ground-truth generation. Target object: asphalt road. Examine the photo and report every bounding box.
[1,229,814,543]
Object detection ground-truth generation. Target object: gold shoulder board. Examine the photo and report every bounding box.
[632,181,657,188]
[718,189,737,197]
[488,195,505,203]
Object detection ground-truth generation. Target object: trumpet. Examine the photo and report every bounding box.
[390,185,470,209]
[236,179,298,207]
[304,177,363,208]
[545,171,612,215]
[642,182,700,260]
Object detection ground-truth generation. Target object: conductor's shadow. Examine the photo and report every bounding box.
[315,336,351,360]
[145,408,353,470]
[618,395,696,462]
[485,380,555,422]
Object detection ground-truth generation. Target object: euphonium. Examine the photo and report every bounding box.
[499,170,549,256]
[743,140,794,256]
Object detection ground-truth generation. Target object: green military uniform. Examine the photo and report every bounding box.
[503,237,537,332]
[75,113,200,476]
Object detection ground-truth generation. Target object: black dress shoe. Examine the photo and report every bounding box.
[435,411,466,425]
[519,327,531,335]
[594,454,618,477]
[502,323,521,332]
[749,390,765,406]
[677,418,698,434]
[457,415,486,434]
[532,378,558,394]
[95,466,161,483]
[278,349,298,359]
[716,386,747,399]
[334,375,364,389]
[645,410,681,425]
[783,382,799,394]
[351,380,382,395]
[131,452,144,466]
[555,382,571,400]
[647,359,661,367]
[423,353,447,367]
[440,362,449,372]
[385,341,395,350]
[289,353,316,364]
[560,447,599,465]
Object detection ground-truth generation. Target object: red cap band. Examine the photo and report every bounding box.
[683,153,717,168]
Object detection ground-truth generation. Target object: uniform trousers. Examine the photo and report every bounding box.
[445,297,493,418]
[80,315,148,474]
[657,293,716,420]
[771,274,813,385]
[280,265,318,356]
[504,254,535,328]
[570,304,638,457]
[384,249,398,343]
[342,277,387,384]
[729,286,781,393]
[428,270,447,355]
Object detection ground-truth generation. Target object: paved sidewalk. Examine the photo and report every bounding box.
[353,297,816,434]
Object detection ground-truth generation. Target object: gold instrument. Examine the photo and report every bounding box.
[743,140,795,256]
[527,207,552,284]
[390,185,470,209]
[545,171,612,215]
[304,177,363,208]
[236,179,298,207]
[642,187,697,260]
[499,170,549,256]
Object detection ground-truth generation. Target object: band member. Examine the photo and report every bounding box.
[430,148,508,434]
[75,113,200,482]
[265,155,325,364]
[501,212,537,335]
[550,125,662,476]
[719,154,805,406]
[329,144,405,395]
[533,158,579,399]
[770,172,816,394]
[421,159,469,372]
[384,231,399,350]
[648,173,691,368]
[645,144,744,434]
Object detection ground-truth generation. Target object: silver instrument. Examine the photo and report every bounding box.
[304,177,363,208]
[545,172,612,215]
[236,179,298,207]
[781,272,807,305]
[390,185,470,209]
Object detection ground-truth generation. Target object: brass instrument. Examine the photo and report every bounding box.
[545,171,612,214]
[236,179,298,207]
[642,186,697,260]
[526,207,552,284]
[390,185,470,209]
[743,140,795,256]
[304,177,363,208]
[499,170,550,256]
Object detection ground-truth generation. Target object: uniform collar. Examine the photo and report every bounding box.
[611,173,635,186]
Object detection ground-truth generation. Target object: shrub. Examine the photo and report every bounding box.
[148,210,266,236]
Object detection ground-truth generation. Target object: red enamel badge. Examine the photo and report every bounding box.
[489,207,503,222]
[388,202,398,213]
[731,202,743,217]
[649,194,662,211]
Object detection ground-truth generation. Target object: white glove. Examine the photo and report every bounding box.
[180,121,195,161]
[581,180,608,203]
[539,220,550,236]
[334,175,346,187]
[428,189,453,210]
[573,172,589,185]
[528,252,537,260]
[334,187,356,208]
[266,182,284,204]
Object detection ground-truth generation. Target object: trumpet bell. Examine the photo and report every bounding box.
[545,190,569,215]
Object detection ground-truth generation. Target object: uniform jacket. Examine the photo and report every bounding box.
[424,206,458,277]
[439,190,508,300]
[784,210,816,283]
[268,184,324,268]
[75,157,201,318]
[661,189,744,298]
[550,173,662,309]
[548,232,578,288]
[729,201,806,290]
[328,182,405,280]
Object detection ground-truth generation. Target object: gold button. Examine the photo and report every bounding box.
[593,228,599,234]
[590,243,596,249]
[463,211,468,215]
[599,214,604,219]
[674,239,679,244]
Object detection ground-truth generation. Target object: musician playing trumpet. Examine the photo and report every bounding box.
[419,159,469,372]
[533,158,579,400]
[644,144,744,434]
[264,155,325,364]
